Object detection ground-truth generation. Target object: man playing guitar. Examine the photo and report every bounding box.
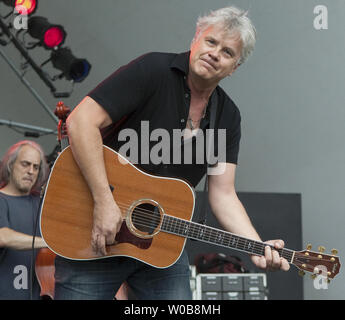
[54,6,289,300]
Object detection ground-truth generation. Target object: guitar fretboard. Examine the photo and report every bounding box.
[161,214,295,263]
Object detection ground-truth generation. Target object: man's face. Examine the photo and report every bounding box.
[189,24,243,85]
[9,145,41,195]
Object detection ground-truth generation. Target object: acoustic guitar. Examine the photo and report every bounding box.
[35,102,128,300]
[40,144,341,281]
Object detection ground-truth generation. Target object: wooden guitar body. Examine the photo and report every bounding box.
[40,145,195,268]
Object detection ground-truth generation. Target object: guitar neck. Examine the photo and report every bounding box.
[161,214,295,263]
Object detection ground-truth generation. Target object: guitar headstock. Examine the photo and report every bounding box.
[54,101,71,143]
[54,101,71,122]
[292,244,341,280]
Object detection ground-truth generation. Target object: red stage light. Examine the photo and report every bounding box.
[28,16,66,49]
[14,0,37,16]
[44,27,65,48]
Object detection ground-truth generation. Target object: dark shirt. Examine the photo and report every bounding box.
[88,51,241,187]
[0,193,41,300]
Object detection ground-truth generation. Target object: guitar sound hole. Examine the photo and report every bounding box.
[131,203,161,235]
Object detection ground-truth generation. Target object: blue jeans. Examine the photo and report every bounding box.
[54,250,192,300]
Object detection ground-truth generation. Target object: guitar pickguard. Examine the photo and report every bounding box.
[115,221,152,249]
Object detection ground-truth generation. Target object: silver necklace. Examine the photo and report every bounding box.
[188,107,207,130]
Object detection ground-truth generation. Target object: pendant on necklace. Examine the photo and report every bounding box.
[188,118,195,130]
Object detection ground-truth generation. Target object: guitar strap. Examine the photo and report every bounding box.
[199,90,219,225]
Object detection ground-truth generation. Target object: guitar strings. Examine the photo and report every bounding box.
[127,214,298,264]
[117,208,330,273]
[115,201,257,242]
[112,201,295,260]
[125,213,335,273]
[115,210,333,273]
[114,201,286,254]
[92,201,333,273]
[111,201,338,268]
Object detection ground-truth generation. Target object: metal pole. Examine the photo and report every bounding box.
[0,119,57,135]
[0,17,57,94]
[0,47,59,124]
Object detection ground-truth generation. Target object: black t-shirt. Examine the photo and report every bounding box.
[0,193,41,300]
[88,51,241,187]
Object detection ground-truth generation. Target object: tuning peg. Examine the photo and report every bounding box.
[331,249,338,255]
[310,274,317,280]
[298,270,305,277]
[306,244,312,250]
[318,246,325,253]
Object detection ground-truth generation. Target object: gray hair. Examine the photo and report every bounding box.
[193,6,257,64]
[0,140,49,194]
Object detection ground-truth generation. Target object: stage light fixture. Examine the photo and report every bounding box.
[51,47,91,83]
[15,0,37,15]
[28,16,66,49]
[1,0,37,15]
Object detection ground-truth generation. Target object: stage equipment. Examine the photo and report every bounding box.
[51,47,91,82]
[0,2,91,100]
[0,0,37,16]
[28,16,66,49]
[0,119,57,136]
